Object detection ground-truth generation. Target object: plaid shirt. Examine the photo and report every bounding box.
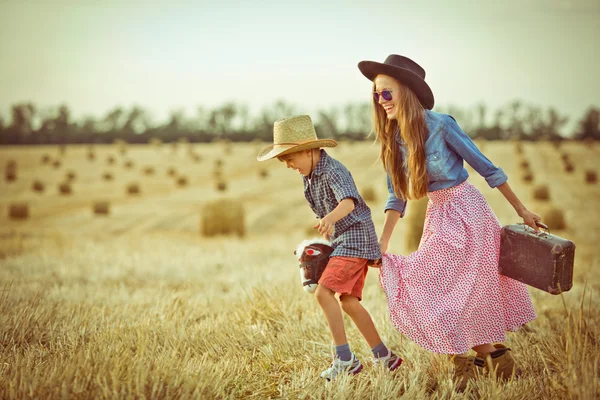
[303,150,382,261]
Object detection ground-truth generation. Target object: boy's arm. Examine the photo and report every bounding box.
[314,198,355,236]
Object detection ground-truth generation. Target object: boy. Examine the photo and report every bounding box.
[257,115,401,380]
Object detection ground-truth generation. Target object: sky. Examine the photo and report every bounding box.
[0,0,599,133]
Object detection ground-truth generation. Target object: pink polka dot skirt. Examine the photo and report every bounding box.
[380,181,536,354]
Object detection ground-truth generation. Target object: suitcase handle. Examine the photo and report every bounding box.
[535,221,549,230]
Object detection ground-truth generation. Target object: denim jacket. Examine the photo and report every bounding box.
[385,109,508,216]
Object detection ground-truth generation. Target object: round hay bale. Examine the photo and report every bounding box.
[522,172,534,183]
[585,170,597,184]
[560,152,569,162]
[58,182,72,195]
[259,168,269,179]
[167,167,177,177]
[87,151,96,161]
[515,142,524,155]
[93,201,110,216]
[361,186,377,202]
[216,180,227,192]
[102,172,114,181]
[190,152,202,163]
[8,203,29,220]
[201,199,245,237]
[551,140,562,149]
[126,183,140,195]
[542,207,566,230]
[142,166,155,176]
[124,160,134,169]
[215,159,224,168]
[41,154,51,164]
[519,160,530,170]
[176,176,188,187]
[106,155,116,165]
[52,160,62,169]
[32,180,45,193]
[65,170,76,182]
[564,162,574,173]
[4,169,16,182]
[533,185,550,201]
[405,197,429,253]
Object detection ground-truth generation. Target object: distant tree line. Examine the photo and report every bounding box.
[0,100,598,145]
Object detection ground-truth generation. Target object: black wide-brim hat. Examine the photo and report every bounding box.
[357,54,435,110]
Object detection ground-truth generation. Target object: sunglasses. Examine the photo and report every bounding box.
[373,90,393,102]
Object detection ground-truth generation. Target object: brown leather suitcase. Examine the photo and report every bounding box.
[498,222,575,294]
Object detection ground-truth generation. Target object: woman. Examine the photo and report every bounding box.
[357,54,538,391]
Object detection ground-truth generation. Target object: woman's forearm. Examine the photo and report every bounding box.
[380,209,401,242]
[496,181,526,215]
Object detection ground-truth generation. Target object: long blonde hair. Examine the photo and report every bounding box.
[372,81,429,200]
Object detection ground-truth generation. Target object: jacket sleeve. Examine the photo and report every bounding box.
[384,174,407,217]
[443,115,508,188]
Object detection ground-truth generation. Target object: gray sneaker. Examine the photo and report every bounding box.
[320,353,363,381]
[372,351,402,371]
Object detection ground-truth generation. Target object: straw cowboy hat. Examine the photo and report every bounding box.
[357,54,435,110]
[256,115,337,161]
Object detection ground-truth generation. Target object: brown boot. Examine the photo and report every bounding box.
[476,344,521,381]
[451,355,484,392]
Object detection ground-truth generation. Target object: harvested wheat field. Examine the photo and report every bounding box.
[0,141,599,399]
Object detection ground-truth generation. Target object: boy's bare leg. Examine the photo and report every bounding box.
[315,285,347,345]
[339,295,382,348]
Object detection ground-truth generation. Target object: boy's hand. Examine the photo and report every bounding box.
[368,258,382,268]
[313,215,336,237]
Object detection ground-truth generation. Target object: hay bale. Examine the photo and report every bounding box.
[564,162,574,173]
[8,203,28,220]
[102,172,114,181]
[215,159,224,168]
[522,172,534,183]
[519,160,530,170]
[405,197,429,253]
[560,152,570,162]
[106,155,116,165]
[201,199,245,237]
[32,180,45,193]
[190,152,202,163]
[176,176,188,187]
[4,168,16,182]
[87,151,96,161]
[92,201,110,215]
[126,183,140,195]
[542,207,566,230]
[58,182,72,195]
[167,167,177,177]
[124,160,134,169]
[52,160,62,169]
[259,168,269,179]
[585,170,597,184]
[65,171,76,182]
[361,186,377,202]
[551,140,562,149]
[216,180,227,192]
[533,185,550,201]
[515,142,524,155]
[41,154,51,164]
[142,166,155,176]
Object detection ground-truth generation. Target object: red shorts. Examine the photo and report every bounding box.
[318,256,369,301]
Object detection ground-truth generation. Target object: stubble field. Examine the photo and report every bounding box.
[0,140,598,399]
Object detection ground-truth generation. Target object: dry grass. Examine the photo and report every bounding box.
[404,197,429,253]
[0,142,598,399]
